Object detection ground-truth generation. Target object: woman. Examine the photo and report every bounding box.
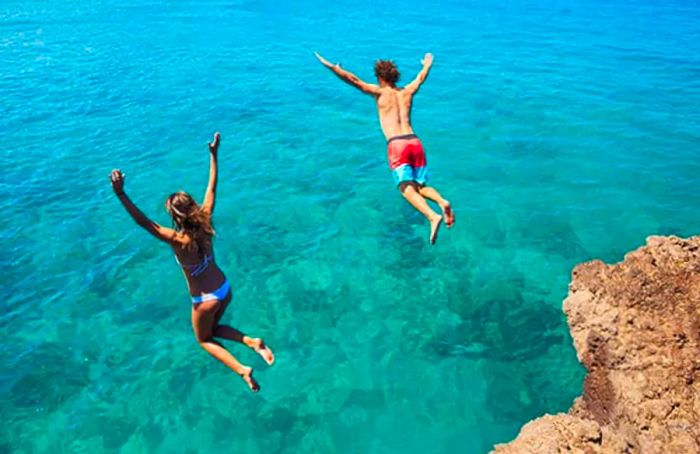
[110,132,274,392]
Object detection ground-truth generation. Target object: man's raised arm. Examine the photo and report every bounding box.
[405,53,434,94]
[314,52,381,96]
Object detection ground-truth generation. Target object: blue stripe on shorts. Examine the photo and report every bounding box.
[392,165,428,186]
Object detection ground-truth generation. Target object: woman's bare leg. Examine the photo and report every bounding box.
[213,325,275,365]
[208,292,275,365]
[192,300,260,392]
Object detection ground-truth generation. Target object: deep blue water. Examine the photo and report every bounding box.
[1,0,699,452]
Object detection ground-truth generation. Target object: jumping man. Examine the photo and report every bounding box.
[314,52,455,244]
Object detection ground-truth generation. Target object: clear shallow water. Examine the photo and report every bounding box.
[2,0,699,452]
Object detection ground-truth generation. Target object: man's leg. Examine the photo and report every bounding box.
[399,181,443,244]
[418,186,455,227]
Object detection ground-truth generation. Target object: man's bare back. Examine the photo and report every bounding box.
[376,87,415,140]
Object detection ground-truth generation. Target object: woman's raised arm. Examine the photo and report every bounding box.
[201,132,220,216]
[110,169,177,243]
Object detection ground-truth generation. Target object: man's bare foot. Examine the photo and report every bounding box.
[440,200,455,228]
[250,338,275,366]
[240,366,260,393]
[430,215,443,245]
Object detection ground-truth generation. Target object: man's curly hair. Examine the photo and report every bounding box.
[374,60,400,85]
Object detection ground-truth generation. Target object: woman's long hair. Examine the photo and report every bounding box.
[165,191,214,254]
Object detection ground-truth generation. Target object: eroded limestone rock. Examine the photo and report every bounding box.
[494,236,700,453]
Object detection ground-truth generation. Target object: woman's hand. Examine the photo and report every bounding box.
[110,169,125,194]
[208,132,220,156]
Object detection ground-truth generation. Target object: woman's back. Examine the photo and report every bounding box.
[172,234,226,296]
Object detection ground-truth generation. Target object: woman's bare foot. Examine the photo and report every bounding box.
[440,200,455,228]
[240,366,260,393]
[429,214,443,245]
[249,338,275,365]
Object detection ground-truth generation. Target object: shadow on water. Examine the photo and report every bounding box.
[428,272,585,425]
[504,138,560,160]
[520,212,589,262]
[431,294,563,362]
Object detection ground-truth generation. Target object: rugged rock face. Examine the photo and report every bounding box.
[493,236,700,453]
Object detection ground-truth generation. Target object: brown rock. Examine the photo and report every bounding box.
[493,236,700,453]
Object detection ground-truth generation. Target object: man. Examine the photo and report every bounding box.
[314,52,455,244]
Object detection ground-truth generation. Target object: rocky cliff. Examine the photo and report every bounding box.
[493,236,700,453]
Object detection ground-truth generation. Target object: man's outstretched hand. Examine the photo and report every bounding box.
[314,52,339,69]
[421,53,434,67]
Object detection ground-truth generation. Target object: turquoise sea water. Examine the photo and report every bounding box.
[2,0,699,452]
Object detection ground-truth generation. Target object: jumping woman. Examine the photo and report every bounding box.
[109,132,274,392]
